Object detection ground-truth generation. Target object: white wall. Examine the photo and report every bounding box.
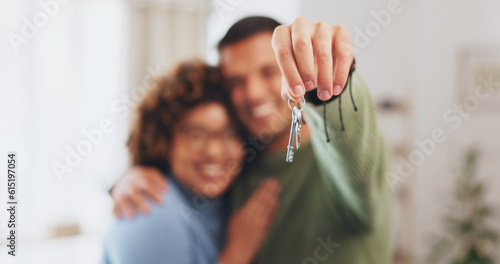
[302,0,500,262]
[0,2,129,263]
[205,0,301,64]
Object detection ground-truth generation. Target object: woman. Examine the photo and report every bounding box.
[101,61,280,264]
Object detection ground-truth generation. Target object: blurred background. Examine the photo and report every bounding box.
[1,0,499,263]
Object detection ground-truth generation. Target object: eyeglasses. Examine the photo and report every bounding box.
[177,126,242,151]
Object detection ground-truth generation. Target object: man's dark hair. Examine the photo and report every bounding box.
[218,16,281,51]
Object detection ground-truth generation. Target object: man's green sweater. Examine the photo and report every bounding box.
[230,72,393,264]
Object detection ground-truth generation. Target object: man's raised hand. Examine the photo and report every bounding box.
[272,17,354,102]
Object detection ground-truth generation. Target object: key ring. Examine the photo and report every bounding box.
[288,96,306,111]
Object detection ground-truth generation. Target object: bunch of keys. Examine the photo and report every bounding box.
[286,96,305,163]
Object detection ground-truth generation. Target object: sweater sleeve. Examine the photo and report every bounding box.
[303,72,390,232]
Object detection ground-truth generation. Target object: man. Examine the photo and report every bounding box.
[111,16,392,263]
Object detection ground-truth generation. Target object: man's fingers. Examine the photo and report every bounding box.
[313,22,334,101]
[144,185,166,204]
[281,79,290,101]
[332,25,353,96]
[272,19,354,101]
[148,170,168,190]
[112,204,123,219]
[272,25,305,100]
[136,169,167,191]
[291,18,316,91]
[130,191,150,215]
[121,197,137,218]
[135,169,167,204]
[281,77,301,102]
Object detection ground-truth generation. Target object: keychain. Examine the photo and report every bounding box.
[285,58,356,161]
[286,96,305,163]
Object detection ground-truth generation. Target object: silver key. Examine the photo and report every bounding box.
[286,106,298,162]
[286,96,305,163]
[295,108,301,149]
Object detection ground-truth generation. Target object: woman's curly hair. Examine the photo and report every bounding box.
[127,60,240,172]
